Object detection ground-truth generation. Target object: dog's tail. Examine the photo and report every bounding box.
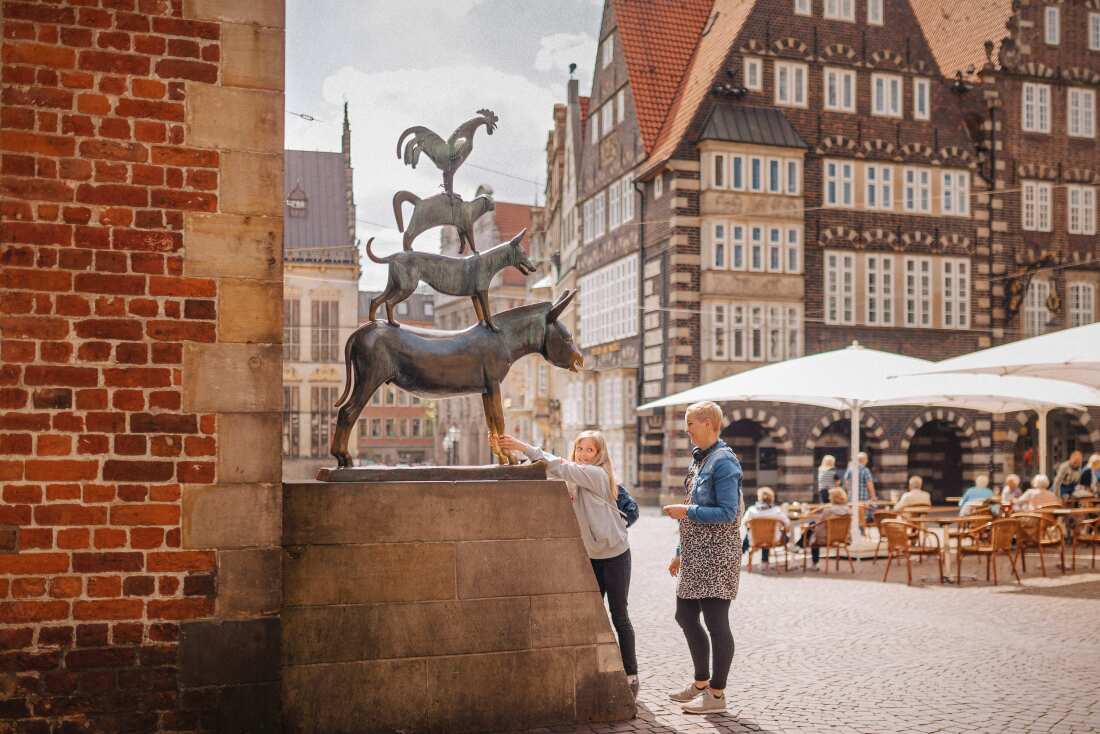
[334,328,355,408]
[364,237,393,264]
[392,190,418,233]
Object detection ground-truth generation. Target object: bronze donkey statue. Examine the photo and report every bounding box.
[365,229,536,331]
[330,290,581,467]
[392,190,494,253]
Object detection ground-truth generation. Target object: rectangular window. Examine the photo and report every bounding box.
[601,34,614,67]
[1022,180,1053,232]
[942,258,970,329]
[868,0,883,25]
[786,306,802,360]
[731,305,746,360]
[904,167,931,213]
[582,199,593,243]
[749,226,764,272]
[589,115,598,145]
[767,158,782,194]
[904,257,933,328]
[282,385,299,458]
[825,252,855,324]
[712,153,726,189]
[825,159,854,207]
[744,57,762,91]
[825,0,854,21]
[710,303,728,360]
[310,385,338,458]
[1091,13,1100,51]
[731,224,745,270]
[1069,283,1096,327]
[732,155,745,190]
[865,163,893,211]
[767,226,783,272]
[310,300,339,362]
[1022,83,1051,133]
[872,73,902,117]
[749,305,764,361]
[749,157,763,192]
[795,0,811,15]
[593,190,606,237]
[616,88,626,124]
[654,174,663,199]
[577,254,639,348]
[712,222,726,269]
[601,103,613,137]
[767,304,784,361]
[608,179,621,229]
[1068,185,1097,235]
[824,67,856,112]
[283,299,300,361]
[786,159,801,195]
[620,174,634,221]
[866,254,894,326]
[1025,280,1052,336]
[785,227,802,273]
[1068,88,1096,138]
[775,61,808,107]
[942,170,970,216]
[913,78,930,121]
[1045,5,1060,45]
[370,418,381,437]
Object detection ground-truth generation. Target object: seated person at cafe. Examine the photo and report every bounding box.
[1016,474,1061,510]
[1075,454,1100,496]
[740,486,790,567]
[1000,474,1023,506]
[958,475,994,515]
[1053,450,1084,500]
[894,475,932,513]
[795,487,850,569]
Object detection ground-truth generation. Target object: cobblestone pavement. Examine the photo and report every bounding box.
[528,509,1100,734]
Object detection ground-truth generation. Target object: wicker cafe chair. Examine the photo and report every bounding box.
[1014,512,1065,577]
[880,519,944,585]
[1072,517,1100,570]
[947,514,993,554]
[745,517,789,573]
[957,519,1022,586]
[871,510,899,563]
[801,514,856,575]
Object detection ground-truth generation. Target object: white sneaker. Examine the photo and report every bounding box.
[682,690,727,714]
[668,682,707,703]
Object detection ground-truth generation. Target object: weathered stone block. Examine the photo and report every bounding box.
[216,682,280,734]
[184,213,281,281]
[220,151,282,216]
[283,481,579,545]
[183,482,280,549]
[217,412,281,484]
[221,23,284,91]
[217,280,281,344]
[180,617,280,687]
[282,659,428,734]
[184,0,285,28]
[282,597,530,666]
[573,644,636,723]
[530,592,616,648]
[283,543,455,607]
[217,549,281,617]
[182,344,281,412]
[456,538,597,599]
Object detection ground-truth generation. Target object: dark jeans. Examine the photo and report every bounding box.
[675,597,734,689]
[741,535,769,562]
[797,525,821,564]
[590,549,637,675]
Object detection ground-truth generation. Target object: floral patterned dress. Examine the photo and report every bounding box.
[676,459,742,601]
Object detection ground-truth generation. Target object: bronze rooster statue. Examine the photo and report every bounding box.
[395,109,499,197]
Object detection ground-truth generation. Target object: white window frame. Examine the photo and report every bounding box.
[941,170,970,217]
[710,303,728,360]
[785,159,801,196]
[1045,5,1060,46]
[1068,88,1096,138]
[1068,185,1097,235]
[904,256,933,328]
[620,173,634,222]
[731,155,745,191]
[653,174,663,199]
[731,224,745,270]
[731,304,746,360]
[1022,180,1053,232]
[710,152,727,189]
[775,61,808,108]
[871,73,903,118]
[785,226,802,274]
[589,114,598,144]
[824,66,856,113]
[866,254,894,326]
[767,157,782,194]
[913,78,930,121]
[601,34,614,68]
[608,179,621,230]
[825,0,855,21]
[824,159,854,207]
[794,0,811,16]
[865,163,894,211]
[582,199,594,243]
[743,57,762,91]
[767,226,783,272]
[868,0,883,25]
[1022,83,1051,133]
[593,190,606,238]
[749,225,765,272]
[577,254,639,348]
[825,251,856,325]
[903,167,932,213]
[601,103,613,137]
[942,258,970,329]
[1069,282,1096,327]
[1024,280,1052,336]
[1091,12,1100,51]
[749,157,764,192]
[711,222,727,270]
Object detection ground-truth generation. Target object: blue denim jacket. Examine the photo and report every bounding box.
[688,440,743,524]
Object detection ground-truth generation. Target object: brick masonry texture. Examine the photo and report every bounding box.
[0,1,282,732]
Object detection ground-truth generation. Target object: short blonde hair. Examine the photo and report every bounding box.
[820,454,836,470]
[757,486,775,504]
[857,452,869,464]
[571,430,617,502]
[828,486,848,504]
[908,475,923,490]
[1031,473,1050,490]
[1005,473,1021,487]
[685,401,723,431]
[1088,454,1100,469]
[975,474,989,488]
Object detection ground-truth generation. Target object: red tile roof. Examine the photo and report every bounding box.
[614,0,716,153]
[909,0,1013,77]
[493,201,534,287]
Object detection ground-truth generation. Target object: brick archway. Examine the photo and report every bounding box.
[804,409,890,452]
[719,405,792,493]
[899,409,979,453]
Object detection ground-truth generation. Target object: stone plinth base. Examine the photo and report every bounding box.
[315,461,547,482]
[281,479,636,734]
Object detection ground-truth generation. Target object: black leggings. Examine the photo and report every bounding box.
[590,549,637,675]
[674,596,733,689]
[797,525,821,563]
[741,535,770,562]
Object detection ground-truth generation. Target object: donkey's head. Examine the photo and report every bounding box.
[542,289,582,372]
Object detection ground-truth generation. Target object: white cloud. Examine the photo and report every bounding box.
[534,32,596,75]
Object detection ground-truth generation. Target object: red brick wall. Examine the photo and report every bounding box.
[1,1,228,730]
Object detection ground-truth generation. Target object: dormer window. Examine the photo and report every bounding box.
[286,180,308,217]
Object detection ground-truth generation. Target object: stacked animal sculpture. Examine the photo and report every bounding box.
[392,190,493,253]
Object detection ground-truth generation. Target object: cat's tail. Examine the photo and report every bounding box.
[364,237,393,264]
[392,190,418,233]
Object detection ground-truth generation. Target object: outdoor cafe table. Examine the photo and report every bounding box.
[908,513,993,583]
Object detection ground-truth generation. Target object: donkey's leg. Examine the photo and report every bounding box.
[482,383,512,465]
[330,357,380,468]
[477,290,500,332]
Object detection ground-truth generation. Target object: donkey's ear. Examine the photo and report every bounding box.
[548,289,577,322]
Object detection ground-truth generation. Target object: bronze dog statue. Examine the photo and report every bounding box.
[392,190,493,253]
[396,109,499,197]
[365,229,536,331]
[330,291,581,467]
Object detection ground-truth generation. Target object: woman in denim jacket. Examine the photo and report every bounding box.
[662,401,743,715]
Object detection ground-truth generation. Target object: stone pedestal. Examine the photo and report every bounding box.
[281,479,636,734]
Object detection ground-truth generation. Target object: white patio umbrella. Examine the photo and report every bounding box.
[917,322,1100,389]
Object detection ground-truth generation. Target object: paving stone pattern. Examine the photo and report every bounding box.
[524,510,1100,734]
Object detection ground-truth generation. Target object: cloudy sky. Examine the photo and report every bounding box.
[285,0,603,290]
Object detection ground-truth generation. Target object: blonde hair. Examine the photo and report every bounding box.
[820,454,836,470]
[828,487,848,505]
[1005,473,1021,487]
[757,486,775,504]
[908,475,923,490]
[685,401,723,431]
[1088,454,1100,469]
[975,474,989,489]
[571,430,617,502]
[1031,473,1050,490]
